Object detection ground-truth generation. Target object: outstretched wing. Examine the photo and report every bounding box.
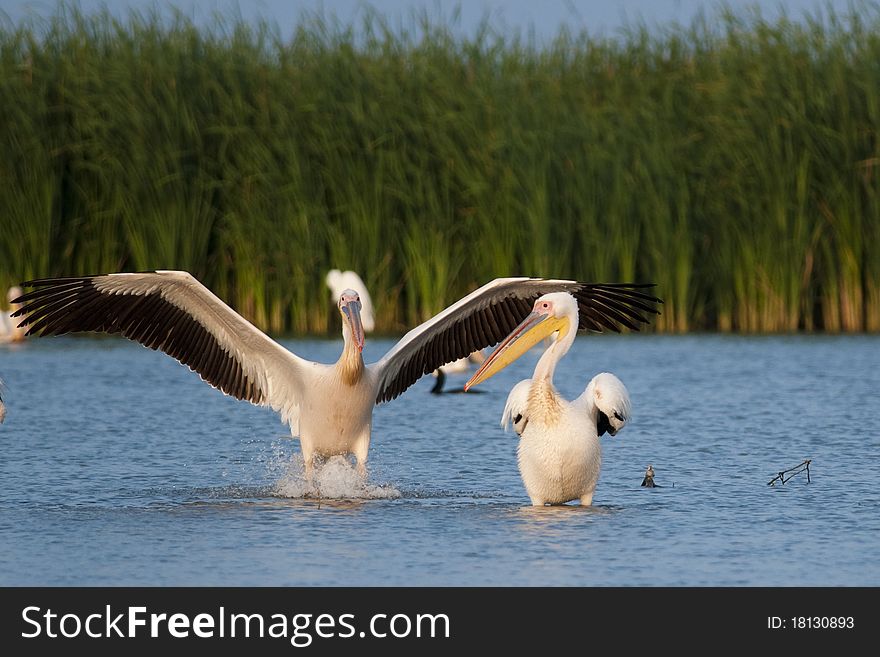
[13,271,308,428]
[371,277,660,403]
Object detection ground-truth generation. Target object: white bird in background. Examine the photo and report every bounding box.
[435,349,486,373]
[466,292,635,506]
[326,268,486,390]
[325,269,375,332]
[0,286,26,343]
[429,350,487,394]
[13,273,658,476]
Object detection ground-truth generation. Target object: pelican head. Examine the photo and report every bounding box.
[466,292,576,390]
[586,372,631,437]
[338,289,365,352]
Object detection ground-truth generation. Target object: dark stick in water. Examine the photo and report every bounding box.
[767,459,811,486]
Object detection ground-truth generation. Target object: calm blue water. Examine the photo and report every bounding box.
[1,334,878,585]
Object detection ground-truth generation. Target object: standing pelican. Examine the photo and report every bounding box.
[13,273,659,475]
[0,286,26,343]
[466,292,636,506]
[325,269,375,332]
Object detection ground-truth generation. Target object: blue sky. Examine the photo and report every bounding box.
[0,1,863,39]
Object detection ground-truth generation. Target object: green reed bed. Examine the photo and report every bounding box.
[0,4,878,333]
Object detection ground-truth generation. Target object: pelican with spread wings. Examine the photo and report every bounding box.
[13,273,660,474]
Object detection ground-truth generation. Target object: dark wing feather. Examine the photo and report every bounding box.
[372,277,661,404]
[12,271,305,407]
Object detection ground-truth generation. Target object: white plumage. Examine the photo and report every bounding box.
[0,286,26,344]
[500,379,532,435]
[469,292,633,506]
[14,274,656,478]
[325,269,375,332]
[325,270,482,380]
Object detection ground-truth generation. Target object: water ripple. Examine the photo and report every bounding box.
[1,335,878,585]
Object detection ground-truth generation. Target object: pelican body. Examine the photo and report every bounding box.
[13,273,658,476]
[467,293,634,506]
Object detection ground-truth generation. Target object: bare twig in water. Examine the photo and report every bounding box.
[768,459,811,486]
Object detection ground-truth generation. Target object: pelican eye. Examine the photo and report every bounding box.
[614,411,625,422]
[514,414,522,424]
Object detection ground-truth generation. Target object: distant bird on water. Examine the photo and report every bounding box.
[641,464,656,487]
[466,292,651,506]
[430,366,487,395]
[0,286,26,343]
[13,273,660,476]
[430,351,488,394]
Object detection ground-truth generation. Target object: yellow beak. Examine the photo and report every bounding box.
[465,311,569,390]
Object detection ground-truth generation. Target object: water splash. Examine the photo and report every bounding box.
[273,455,401,500]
